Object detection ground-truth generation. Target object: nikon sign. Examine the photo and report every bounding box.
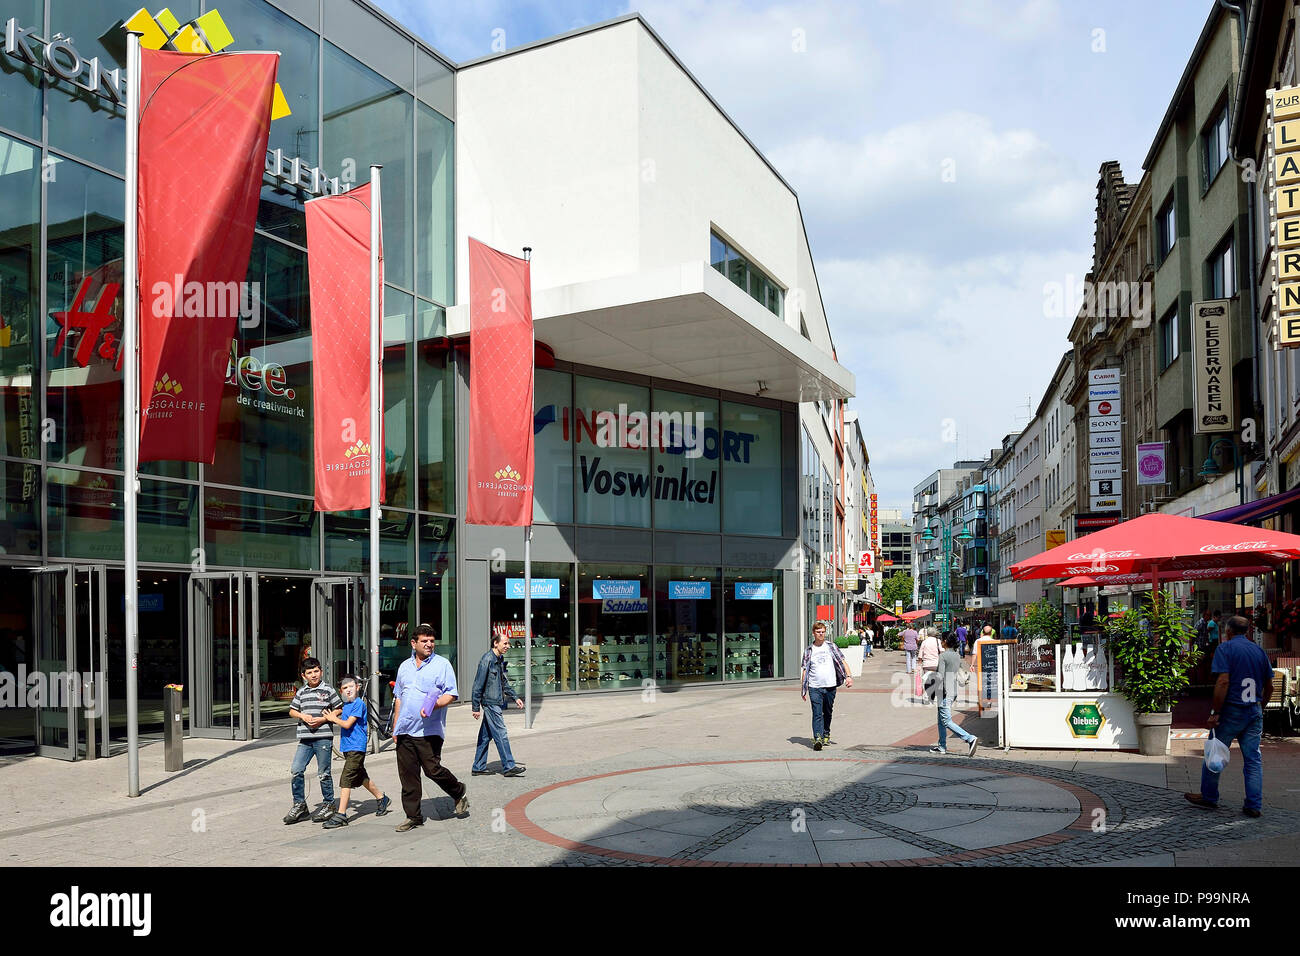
[1191,300,1233,434]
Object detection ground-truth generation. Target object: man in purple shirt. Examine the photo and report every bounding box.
[391,624,468,831]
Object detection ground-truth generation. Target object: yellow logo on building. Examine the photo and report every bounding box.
[494,466,522,483]
[344,441,372,460]
[154,372,183,395]
[123,7,291,119]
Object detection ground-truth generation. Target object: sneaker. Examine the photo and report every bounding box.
[322,813,349,829]
[1243,807,1262,818]
[395,817,424,832]
[823,735,834,746]
[454,792,470,817]
[375,795,392,816]
[929,746,947,754]
[310,801,337,823]
[813,737,823,751]
[282,802,310,825]
[1184,793,1218,810]
[967,739,979,757]
[503,765,527,777]
[471,769,493,776]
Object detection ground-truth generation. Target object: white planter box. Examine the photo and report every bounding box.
[843,645,864,678]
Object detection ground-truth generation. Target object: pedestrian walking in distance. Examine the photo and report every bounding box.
[321,674,391,828]
[1186,615,1274,817]
[392,624,469,831]
[471,631,527,777]
[901,624,919,674]
[800,621,852,751]
[284,657,343,824]
[931,634,978,756]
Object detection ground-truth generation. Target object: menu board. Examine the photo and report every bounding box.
[977,640,1015,710]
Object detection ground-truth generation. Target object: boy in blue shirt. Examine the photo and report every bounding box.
[321,675,391,829]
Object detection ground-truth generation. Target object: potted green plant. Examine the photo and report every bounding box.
[883,627,900,651]
[1106,592,1201,755]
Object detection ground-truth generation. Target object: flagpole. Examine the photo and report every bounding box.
[369,165,383,720]
[523,245,533,729]
[123,31,142,798]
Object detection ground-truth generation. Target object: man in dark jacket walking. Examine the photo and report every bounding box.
[471,632,526,777]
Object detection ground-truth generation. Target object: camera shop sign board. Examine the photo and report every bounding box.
[1192,300,1233,433]
[1269,86,1300,346]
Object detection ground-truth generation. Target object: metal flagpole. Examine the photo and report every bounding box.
[369,165,383,720]
[123,31,142,798]
[523,246,533,729]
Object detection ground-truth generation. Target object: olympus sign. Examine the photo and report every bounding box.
[1,19,346,199]
[3,19,123,103]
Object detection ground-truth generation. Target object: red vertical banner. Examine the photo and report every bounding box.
[137,49,278,463]
[306,183,384,512]
[467,238,534,526]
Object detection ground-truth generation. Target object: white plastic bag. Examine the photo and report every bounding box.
[1204,730,1230,774]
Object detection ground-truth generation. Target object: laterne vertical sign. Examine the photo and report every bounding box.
[1271,85,1300,346]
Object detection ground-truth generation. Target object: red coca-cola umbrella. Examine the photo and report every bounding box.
[901,610,932,620]
[1011,513,1300,589]
[1056,564,1274,588]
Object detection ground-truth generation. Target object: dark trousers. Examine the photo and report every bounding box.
[395,734,465,820]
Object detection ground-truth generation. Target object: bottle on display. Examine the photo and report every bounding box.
[1059,643,1072,691]
[1091,642,1109,691]
[1081,644,1097,690]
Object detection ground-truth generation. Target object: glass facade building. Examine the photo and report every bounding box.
[0,1,817,761]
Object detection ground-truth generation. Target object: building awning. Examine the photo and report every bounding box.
[1199,486,1300,525]
[448,261,855,403]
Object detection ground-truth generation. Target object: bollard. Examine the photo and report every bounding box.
[164,683,184,772]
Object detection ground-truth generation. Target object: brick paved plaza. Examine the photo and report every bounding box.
[3,650,1298,867]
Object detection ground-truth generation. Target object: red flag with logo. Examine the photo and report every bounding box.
[137,49,278,462]
[467,238,534,525]
[306,183,385,512]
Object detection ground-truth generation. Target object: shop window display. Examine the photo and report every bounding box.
[653,566,721,685]
[0,132,40,464]
[490,561,573,694]
[577,564,650,690]
[724,569,781,680]
[417,515,455,669]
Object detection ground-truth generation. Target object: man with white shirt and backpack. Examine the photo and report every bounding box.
[800,622,853,751]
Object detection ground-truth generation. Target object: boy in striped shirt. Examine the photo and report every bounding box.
[283,657,344,825]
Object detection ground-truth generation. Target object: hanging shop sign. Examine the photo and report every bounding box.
[668,580,711,600]
[1137,442,1167,485]
[591,579,641,600]
[1191,300,1233,432]
[1075,511,1121,533]
[1270,85,1300,346]
[506,578,560,599]
[601,598,648,614]
[1045,529,1067,549]
[735,582,774,600]
[1088,368,1120,385]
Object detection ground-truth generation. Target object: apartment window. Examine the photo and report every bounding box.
[1157,194,1177,262]
[1206,234,1235,299]
[710,231,784,318]
[1159,306,1179,371]
[1201,102,1229,192]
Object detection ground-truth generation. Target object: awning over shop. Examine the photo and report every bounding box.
[1200,485,1300,525]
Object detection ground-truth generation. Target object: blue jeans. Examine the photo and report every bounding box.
[290,738,335,804]
[809,685,837,739]
[937,697,976,751]
[1201,703,1263,811]
[472,703,517,772]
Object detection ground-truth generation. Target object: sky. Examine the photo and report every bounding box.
[374,0,1214,510]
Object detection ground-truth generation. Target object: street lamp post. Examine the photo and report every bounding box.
[921,516,972,627]
[1198,437,1244,504]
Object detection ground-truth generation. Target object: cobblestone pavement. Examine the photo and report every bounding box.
[2,651,1298,866]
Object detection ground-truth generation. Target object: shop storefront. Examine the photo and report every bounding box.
[0,0,456,757]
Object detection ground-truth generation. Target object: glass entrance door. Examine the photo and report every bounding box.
[312,577,364,687]
[30,565,107,760]
[189,573,258,740]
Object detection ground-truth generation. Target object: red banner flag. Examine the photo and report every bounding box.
[137,49,278,463]
[306,183,384,512]
[467,238,534,526]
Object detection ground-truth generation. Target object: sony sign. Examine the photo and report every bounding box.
[3,19,123,104]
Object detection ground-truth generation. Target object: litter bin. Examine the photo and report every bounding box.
[164,683,184,772]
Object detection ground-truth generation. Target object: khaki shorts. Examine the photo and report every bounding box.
[339,751,369,788]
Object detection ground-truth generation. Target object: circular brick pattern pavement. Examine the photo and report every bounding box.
[505,757,1104,866]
